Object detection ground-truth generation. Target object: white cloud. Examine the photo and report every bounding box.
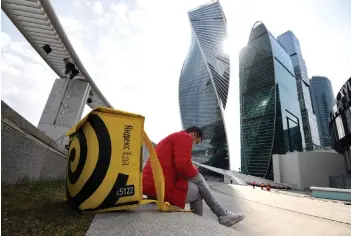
[1,32,11,49]
[73,0,91,7]
[90,14,111,27]
[59,16,87,32]
[1,32,57,126]
[92,1,104,15]
[73,0,83,7]
[1,65,22,78]
[111,2,128,18]
[2,52,24,66]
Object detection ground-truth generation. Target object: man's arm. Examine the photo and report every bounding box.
[173,134,199,179]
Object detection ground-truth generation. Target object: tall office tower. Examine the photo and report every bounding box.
[330,77,351,174]
[240,22,304,180]
[278,31,321,151]
[310,76,335,148]
[179,0,230,170]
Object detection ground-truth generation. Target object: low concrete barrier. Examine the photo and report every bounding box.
[85,204,243,236]
[193,161,247,185]
[193,161,292,189]
[233,171,292,189]
[1,101,67,184]
[310,186,351,202]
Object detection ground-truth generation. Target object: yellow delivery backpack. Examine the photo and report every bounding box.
[65,107,188,213]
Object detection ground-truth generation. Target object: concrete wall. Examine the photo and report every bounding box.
[1,101,67,184]
[299,151,347,189]
[273,152,302,189]
[273,151,347,190]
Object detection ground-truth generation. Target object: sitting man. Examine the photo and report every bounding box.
[142,126,245,227]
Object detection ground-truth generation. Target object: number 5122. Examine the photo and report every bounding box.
[116,185,135,197]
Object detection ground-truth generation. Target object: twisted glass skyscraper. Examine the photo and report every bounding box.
[179,1,230,170]
[240,22,304,180]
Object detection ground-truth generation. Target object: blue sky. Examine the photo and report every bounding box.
[1,0,350,170]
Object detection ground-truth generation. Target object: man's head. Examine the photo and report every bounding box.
[185,126,203,146]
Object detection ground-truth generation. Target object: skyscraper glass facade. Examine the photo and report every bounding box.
[310,76,335,148]
[278,31,321,150]
[179,1,230,170]
[240,22,304,180]
[330,77,351,173]
[329,77,351,174]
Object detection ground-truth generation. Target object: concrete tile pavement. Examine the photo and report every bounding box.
[199,183,351,236]
[212,184,351,224]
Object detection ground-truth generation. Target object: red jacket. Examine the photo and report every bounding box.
[142,131,199,208]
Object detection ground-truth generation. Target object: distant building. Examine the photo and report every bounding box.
[179,0,230,171]
[278,31,321,150]
[310,76,335,148]
[330,77,351,174]
[240,22,304,180]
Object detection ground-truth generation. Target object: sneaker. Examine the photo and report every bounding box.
[218,211,245,227]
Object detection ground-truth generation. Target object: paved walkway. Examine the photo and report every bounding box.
[201,183,351,235]
[85,183,351,235]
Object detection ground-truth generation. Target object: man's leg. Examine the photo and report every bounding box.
[185,181,203,216]
[188,173,226,217]
[189,173,245,227]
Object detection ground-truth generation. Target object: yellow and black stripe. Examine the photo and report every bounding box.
[66,111,143,211]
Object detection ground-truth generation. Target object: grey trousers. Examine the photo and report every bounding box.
[185,173,226,217]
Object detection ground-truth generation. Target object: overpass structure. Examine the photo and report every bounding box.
[2,0,113,146]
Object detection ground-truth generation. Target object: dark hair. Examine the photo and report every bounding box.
[185,126,203,139]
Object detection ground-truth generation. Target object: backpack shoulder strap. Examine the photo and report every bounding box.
[143,131,191,212]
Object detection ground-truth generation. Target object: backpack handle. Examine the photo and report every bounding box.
[143,131,191,212]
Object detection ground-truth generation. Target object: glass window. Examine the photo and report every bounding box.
[274,57,305,151]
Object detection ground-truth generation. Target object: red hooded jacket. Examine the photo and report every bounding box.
[142,131,199,208]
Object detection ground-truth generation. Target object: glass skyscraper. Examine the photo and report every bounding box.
[310,76,335,148]
[330,77,351,174]
[240,22,304,180]
[179,0,230,170]
[278,31,321,151]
